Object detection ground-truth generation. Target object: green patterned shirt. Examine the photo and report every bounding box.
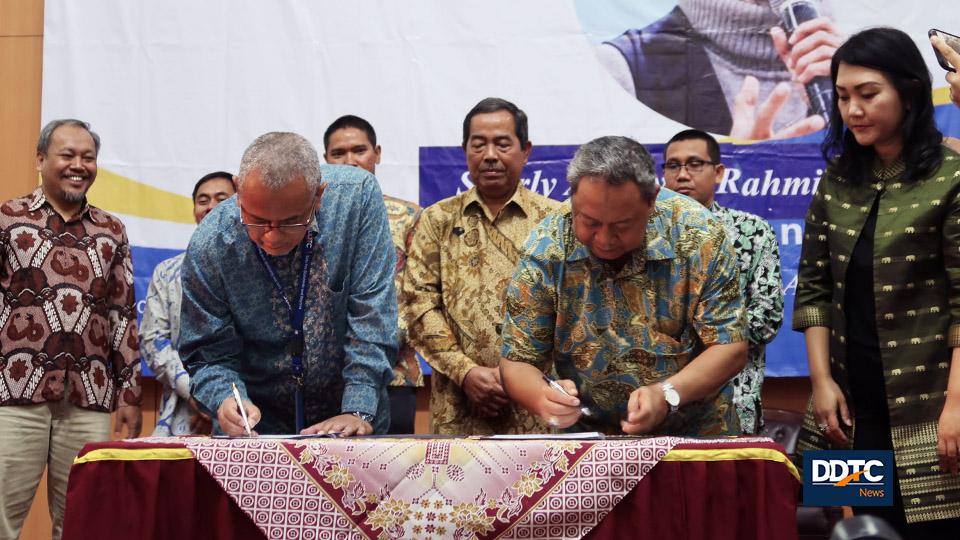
[709,202,784,434]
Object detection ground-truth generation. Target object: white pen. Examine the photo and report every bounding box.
[542,375,593,417]
[231,382,253,437]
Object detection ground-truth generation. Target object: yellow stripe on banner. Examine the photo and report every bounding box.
[662,447,801,482]
[934,87,953,106]
[84,168,195,224]
[717,136,763,145]
[73,447,194,465]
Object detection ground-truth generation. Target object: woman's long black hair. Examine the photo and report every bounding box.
[821,27,943,183]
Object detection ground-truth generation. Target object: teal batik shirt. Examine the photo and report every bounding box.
[179,165,397,434]
[501,189,746,436]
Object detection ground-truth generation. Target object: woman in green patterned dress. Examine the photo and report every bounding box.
[794,27,960,536]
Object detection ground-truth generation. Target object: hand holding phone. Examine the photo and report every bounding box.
[930,29,960,73]
[930,29,960,112]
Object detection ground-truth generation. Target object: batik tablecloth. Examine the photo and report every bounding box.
[63,435,799,540]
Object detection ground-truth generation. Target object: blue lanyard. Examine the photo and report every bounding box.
[252,232,315,432]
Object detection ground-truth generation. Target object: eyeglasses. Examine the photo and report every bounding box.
[661,159,717,177]
[238,196,316,233]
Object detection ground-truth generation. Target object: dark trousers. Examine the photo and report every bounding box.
[386,386,416,435]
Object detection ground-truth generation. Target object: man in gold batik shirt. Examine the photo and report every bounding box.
[323,115,423,434]
[404,98,560,435]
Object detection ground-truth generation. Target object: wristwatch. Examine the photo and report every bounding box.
[659,381,680,414]
[348,411,375,424]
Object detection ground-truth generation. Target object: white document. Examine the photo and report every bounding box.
[479,432,604,440]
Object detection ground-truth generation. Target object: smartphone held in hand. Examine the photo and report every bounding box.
[930,28,960,72]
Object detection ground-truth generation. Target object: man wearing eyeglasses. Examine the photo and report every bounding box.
[662,129,784,434]
[178,132,396,437]
[500,136,746,437]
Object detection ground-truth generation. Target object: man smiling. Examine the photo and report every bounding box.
[0,119,141,540]
[179,132,396,437]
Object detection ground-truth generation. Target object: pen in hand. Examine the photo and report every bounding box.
[542,375,594,418]
[231,382,253,437]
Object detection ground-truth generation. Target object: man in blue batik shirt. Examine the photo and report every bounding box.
[179,132,396,436]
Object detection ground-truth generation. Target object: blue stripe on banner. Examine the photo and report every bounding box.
[419,145,580,208]
[132,246,183,377]
[936,103,960,138]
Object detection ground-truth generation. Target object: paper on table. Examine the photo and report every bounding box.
[212,433,341,439]
[479,432,605,440]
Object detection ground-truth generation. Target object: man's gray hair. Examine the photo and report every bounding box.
[37,119,101,155]
[236,132,322,192]
[567,136,658,202]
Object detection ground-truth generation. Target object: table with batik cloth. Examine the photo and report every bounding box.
[61,435,800,540]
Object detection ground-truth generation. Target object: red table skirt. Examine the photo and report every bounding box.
[62,440,799,539]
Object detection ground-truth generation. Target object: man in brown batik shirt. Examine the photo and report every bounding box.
[0,119,141,540]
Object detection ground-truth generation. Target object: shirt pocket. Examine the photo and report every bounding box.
[627,312,686,353]
[324,288,348,342]
[306,273,348,344]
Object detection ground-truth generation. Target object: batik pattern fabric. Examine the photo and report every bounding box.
[501,190,746,436]
[710,202,784,434]
[404,187,560,435]
[120,435,785,540]
[794,149,960,523]
[179,165,397,435]
[140,253,197,436]
[0,188,141,411]
[384,195,424,389]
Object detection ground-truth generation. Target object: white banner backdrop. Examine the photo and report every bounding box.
[41,0,960,375]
